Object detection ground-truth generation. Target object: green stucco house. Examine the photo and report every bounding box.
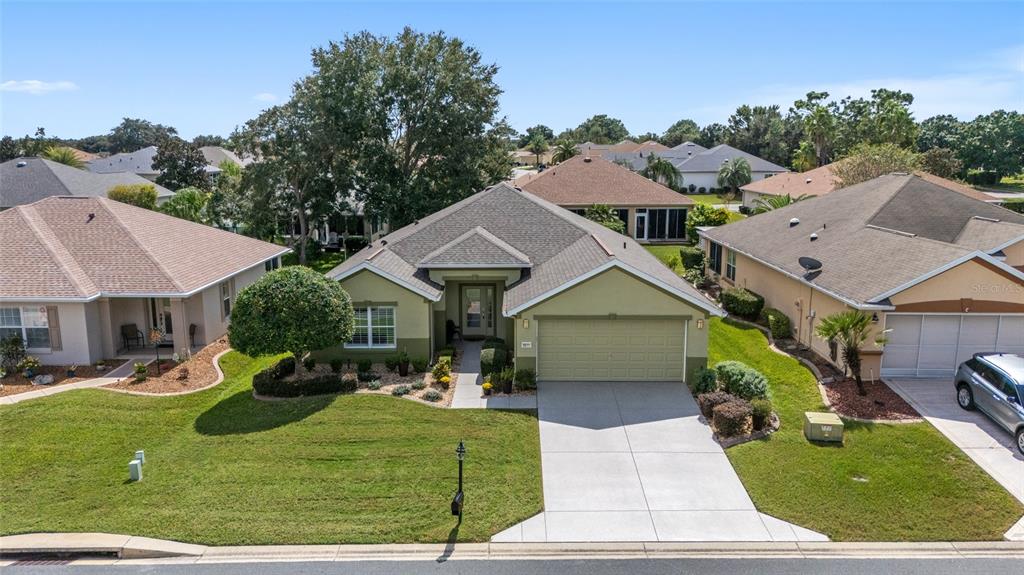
[324,183,723,383]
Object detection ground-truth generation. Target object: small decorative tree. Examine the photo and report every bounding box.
[583,204,626,234]
[228,267,355,361]
[815,310,887,396]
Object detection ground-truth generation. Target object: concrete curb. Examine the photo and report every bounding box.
[5,533,1024,562]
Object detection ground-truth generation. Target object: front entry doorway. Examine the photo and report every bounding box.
[149,298,174,345]
[462,285,495,338]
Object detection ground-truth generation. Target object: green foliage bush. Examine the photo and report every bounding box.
[391,385,411,396]
[514,368,537,391]
[228,267,354,357]
[685,203,730,241]
[411,380,427,390]
[252,357,357,397]
[1003,199,1024,214]
[751,398,773,430]
[690,367,718,394]
[411,357,428,373]
[480,347,506,375]
[432,357,451,380]
[367,380,382,390]
[0,335,26,374]
[760,308,792,340]
[329,359,345,373]
[385,356,399,372]
[715,360,769,400]
[357,371,377,382]
[678,246,705,270]
[357,359,373,373]
[683,267,707,288]
[713,399,753,437]
[423,389,443,402]
[720,287,764,319]
[107,183,158,210]
[697,390,735,419]
[302,356,316,371]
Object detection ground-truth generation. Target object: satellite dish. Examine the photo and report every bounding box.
[798,256,822,271]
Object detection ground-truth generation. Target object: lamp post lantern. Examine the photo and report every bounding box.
[452,440,466,517]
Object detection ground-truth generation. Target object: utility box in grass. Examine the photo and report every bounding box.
[804,412,844,443]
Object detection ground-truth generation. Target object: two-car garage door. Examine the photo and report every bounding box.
[881,314,1024,377]
[537,318,685,381]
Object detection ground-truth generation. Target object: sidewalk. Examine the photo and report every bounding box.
[0,360,141,406]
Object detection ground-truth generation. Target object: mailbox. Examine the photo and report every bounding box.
[451,490,464,517]
[804,411,844,443]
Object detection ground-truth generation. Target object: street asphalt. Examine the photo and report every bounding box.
[5,558,1024,575]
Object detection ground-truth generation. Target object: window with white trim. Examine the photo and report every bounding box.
[220,281,232,319]
[346,306,396,349]
[726,250,736,281]
[708,242,722,274]
[0,306,50,350]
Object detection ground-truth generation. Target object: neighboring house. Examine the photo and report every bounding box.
[325,182,722,382]
[699,173,1024,379]
[0,196,289,365]
[576,139,670,157]
[0,157,174,210]
[308,193,391,249]
[199,146,253,169]
[86,145,221,183]
[606,143,789,192]
[511,148,555,166]
[515,155,694,243]
[740,163,999,209]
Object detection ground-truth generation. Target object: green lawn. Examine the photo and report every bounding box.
[681,193,730,205]
[0,352,542,545]
[644,245,686,274]
[711,318,1023,541]
[282,250,348,274]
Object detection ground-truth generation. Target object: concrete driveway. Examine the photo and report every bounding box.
[492,381,826,543]
[888,378,1024,504]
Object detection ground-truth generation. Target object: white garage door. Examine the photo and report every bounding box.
[538,318,685,381]
[881,314,1024,377]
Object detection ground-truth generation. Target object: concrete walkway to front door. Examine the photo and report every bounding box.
[492,381,827,543]
[449,340,536,410]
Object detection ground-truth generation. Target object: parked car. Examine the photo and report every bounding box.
[955,353,1024,455]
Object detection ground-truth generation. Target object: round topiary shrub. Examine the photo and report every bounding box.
[690,366,718,394]
[713,399,753,437]
[229,267,354,358]
[714,360,769,400]
[760,308,792,340]
[697,390,735,419]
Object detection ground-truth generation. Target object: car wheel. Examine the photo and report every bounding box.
[1017,429,1024,457]
[956,384,975,410]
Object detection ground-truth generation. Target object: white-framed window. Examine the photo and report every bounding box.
[0,306,50,350]
[264,257,280,272]
[220,281,232,319]
[634,208,686,240]
[346,306,396,349]
[726,250,736,281]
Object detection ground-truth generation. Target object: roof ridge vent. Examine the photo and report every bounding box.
[865,224,916,238]
[972,215,1000,223]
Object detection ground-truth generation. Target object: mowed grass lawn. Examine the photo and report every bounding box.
[0,352,542,545]
[712,318,1023,541]
[644,245,686,274]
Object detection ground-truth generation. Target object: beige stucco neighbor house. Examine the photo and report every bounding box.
[515,156,694,244]
[700,173,1024,379]
[325,182,722,383]
[0,196,289,366]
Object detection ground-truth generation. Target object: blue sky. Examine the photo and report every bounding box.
[2,1,1022,140]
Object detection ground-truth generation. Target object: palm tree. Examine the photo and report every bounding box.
[526,135,549,166]
[751,193,811,214]
[717,157,752,204]
[551,140,578,164]
[42,146,84,169]
[640,153,682,190]
[815,310,888,396]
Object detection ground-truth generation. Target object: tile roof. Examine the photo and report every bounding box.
[701,174,1024,307]
[515,156,693,207]
[1,157,174,208]
[0,196,289,300]
[328,183,721,316]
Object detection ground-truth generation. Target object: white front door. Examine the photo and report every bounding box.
[462,285,495,338]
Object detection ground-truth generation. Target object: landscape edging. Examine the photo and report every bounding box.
[100,349,231,397]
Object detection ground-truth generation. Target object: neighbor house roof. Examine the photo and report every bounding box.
[603,143,789,174]
[87,146,220,177]
[701,174,1024,308]
[1,157,174,208]
[200,146,253,168]
[328,183,721,316]
[0,196,289,301]
[514,155,693,207]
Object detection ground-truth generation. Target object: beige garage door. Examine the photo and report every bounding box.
[538,318,685,381]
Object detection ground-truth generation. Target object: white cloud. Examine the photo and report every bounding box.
[0,80,79,95]
[253,92,278,103]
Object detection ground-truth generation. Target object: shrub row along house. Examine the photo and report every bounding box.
[0,196,287,365]
[700,173,1024,378]
[326,182,722,382]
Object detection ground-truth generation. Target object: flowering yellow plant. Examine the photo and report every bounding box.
[439,375,451,384]
[482,382,493,390]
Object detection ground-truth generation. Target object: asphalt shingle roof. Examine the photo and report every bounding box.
[329,183,719,315]
[0,196,289,300]
[1,157,174,208]
[701,174,1024,306]
[515,156,692,207]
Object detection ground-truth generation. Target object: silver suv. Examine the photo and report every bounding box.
[956,353,1024,455]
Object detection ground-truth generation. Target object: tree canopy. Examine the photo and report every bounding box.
[42,146,84,168]
[158,187,211,223]
[153,137,210,191]
[517,124,554,147]
[107,184,158,210]
[832,142,921,187]
[109,118,178,153]
[661,119,700,148]
[583,204,626,234]
[568,114,630,145]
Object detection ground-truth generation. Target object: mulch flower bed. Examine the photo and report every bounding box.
[0,360,127,397]
[778,338,920,421]
[350,363,454,407]
[104,338,229,394]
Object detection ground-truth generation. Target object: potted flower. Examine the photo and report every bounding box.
[482,381,493,396]
[133,361,148,382]
[95,360,107,371]
[397,350,411,377]
[438,374,451,390]
[501,367,514,394]
[19,356,40,379]
[66,365,78,378]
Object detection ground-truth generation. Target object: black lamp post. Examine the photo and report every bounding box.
[451,440,466,517]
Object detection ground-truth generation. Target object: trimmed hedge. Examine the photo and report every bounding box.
[482,337,506,351]
[690,367,718,394]
[1003,199,1024,214]
[253,357,357,398]
[713,399,753,437]
[760,307,792,340]
[480,347,507,376]
[697,390,734,419]
[720,287,764,319]
[678,246,705,271]
[715,360,769,400]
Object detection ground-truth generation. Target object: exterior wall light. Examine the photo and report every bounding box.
[696,319,705,330]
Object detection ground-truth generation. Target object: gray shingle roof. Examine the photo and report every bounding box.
[328,183,721,316]
[701,174,1024,307]
[420,227,532,268]
[603,143,787,175]
[1,157,174,208]
[87,146,220,177]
